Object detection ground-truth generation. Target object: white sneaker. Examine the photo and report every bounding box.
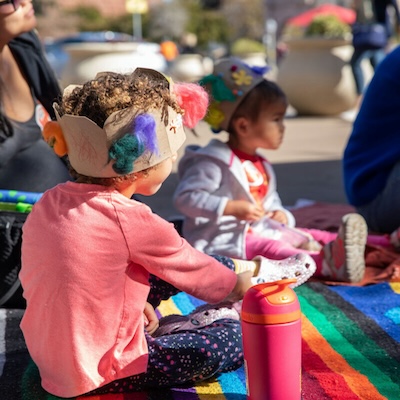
[251,253,316,288]
[321,213,367,283]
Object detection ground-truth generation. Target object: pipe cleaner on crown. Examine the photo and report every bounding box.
[199,57,270,133]
[108,113,158,175]
[42,68,209,178]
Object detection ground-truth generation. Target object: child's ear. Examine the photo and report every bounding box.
[232,117,250,137]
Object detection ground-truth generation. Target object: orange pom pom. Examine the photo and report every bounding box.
[42,121,68,156]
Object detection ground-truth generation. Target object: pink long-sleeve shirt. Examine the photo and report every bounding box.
[20,181,237,398]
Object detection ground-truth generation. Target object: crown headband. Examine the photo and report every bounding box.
[199,58,270,133]
[43,69,186,178]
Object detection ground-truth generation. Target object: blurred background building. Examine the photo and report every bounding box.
[34,0,399,116]
[36,0,356,40]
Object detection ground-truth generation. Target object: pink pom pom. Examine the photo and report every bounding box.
[174,83,209,128]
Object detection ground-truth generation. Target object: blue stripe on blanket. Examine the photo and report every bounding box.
[330,283,400,341]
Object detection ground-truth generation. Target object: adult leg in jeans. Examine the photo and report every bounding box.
[370,48,386,70]
[350,47,369,96]
[351,48,386,96]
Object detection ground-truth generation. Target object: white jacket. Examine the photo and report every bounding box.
[173,139,295,259]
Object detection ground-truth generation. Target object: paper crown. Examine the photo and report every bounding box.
[199,57,269,132]
[44,68,186,178]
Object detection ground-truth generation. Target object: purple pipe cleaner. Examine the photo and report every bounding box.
[133,113,158,155]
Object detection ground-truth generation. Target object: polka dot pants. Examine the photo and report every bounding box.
[86,255,243,394]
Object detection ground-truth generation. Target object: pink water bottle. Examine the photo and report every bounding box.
[241,278,302,400]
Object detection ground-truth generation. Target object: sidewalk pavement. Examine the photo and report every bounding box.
[136,115,354,220]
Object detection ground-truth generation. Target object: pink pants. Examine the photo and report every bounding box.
[245,229,390,277]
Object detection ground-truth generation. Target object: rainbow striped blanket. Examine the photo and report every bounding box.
[1,281,399,399]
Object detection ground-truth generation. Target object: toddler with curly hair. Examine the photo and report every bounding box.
[19,68,315,397]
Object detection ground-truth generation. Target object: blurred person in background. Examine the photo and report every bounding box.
[343,45,400,236]
[350,0,400,106]
[0,0,72,192]
[0,0,71,309]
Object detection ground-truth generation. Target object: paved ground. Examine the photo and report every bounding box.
[136,115,354,220]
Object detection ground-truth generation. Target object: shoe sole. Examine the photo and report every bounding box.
[253,253,317,289]
[342,213,368,283]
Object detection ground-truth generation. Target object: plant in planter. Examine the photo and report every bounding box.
[230,38,267,67]
[231,38,266,55]
[304,15,351,39]
[282,14,351,40]
[277,14,356,116]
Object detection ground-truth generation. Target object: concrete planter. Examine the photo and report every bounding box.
[277,38,357,116]
[60,42,167,88]
[167,54,214,82]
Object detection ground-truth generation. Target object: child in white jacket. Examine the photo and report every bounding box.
[173,57,368,283]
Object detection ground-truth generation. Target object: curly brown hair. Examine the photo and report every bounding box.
[56,70,182,127]
[57,70,182,187]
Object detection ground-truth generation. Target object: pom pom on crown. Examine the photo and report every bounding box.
[42,121,68,156]
[173,83,209,128]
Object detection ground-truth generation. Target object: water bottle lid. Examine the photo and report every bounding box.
[241,279,301,325]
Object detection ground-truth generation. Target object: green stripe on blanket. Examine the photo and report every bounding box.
[1,282,398,399]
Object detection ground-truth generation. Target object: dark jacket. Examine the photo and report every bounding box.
[8,30,61,118]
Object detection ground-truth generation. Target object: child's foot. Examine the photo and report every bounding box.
[153,302,240,337]
[321,213,367,283]
[251,253,316,288]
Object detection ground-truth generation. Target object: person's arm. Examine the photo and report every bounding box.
[343,46,400,206]
[143,302,159,336]
[262,162,296,227]
[174,158,229,220]
[120,205,238,305]
[223,270,253,303]
[223,199,264,221]
[8,31,61,118]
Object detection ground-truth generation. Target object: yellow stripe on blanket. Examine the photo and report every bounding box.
[195,379,225,398]
[390,282,400,294]
[157,297,182,317]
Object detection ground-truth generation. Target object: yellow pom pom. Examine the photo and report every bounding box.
[205,102,225,131]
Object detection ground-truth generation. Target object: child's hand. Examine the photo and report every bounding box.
[224,270,253,303]
[224,200,264,221]
[144,302,159,336]
[269,210,288,224]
